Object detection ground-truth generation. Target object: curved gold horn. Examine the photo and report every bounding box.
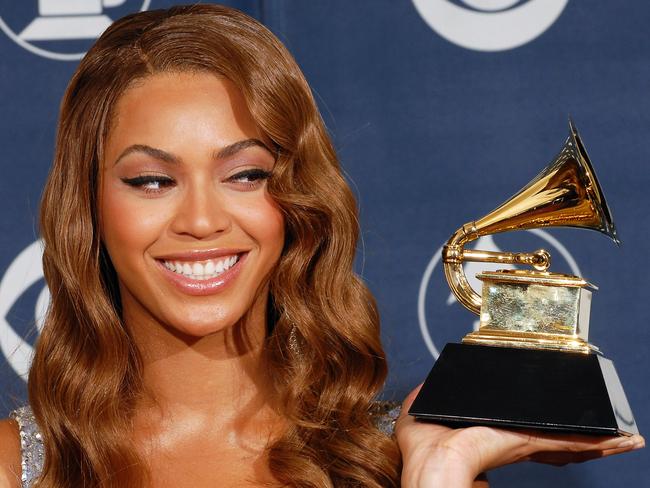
[443,120,619,315]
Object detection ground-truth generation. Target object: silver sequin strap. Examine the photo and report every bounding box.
[10,406,44,488]
[371,401,402,436]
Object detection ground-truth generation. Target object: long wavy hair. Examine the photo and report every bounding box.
[30,4,400,487]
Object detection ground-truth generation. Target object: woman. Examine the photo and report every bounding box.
[0,5,643,487]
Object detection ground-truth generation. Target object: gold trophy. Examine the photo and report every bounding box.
[409,121,638,436]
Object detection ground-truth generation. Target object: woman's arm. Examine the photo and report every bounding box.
[396,385,644,488]
[0,419,21,488]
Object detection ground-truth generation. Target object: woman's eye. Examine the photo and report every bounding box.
[121,175,175,193]
[226,169,272,187]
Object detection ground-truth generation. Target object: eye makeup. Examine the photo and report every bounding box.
[120,174,175,194]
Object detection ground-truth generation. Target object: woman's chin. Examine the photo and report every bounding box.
[162,311,259,343]
[163,318,234,340]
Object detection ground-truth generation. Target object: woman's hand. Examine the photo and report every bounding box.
[395,385,645,488]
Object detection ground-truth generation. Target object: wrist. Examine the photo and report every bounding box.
[401,446,479,488]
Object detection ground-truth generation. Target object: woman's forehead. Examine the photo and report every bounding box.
[104,72,266,163]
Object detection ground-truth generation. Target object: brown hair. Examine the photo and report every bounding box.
[31,5,400,487]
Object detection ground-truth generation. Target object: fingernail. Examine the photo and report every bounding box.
[633,440,645,450]
[618,439,634,448]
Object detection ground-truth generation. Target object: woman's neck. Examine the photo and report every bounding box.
[123,294,274,420]
[122,297,283,486]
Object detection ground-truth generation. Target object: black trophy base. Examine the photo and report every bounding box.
[409,343,637,436]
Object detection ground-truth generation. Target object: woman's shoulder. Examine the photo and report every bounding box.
[0,413,22,488]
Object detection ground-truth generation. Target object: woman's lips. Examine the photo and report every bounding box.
[155,252,247,296]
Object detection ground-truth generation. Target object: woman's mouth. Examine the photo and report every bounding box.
[155,252,247,295]
[161,254,240,280]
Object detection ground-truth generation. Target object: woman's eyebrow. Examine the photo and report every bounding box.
[112,138,273,167]
[214,138,273,159]
[113,144,179,167]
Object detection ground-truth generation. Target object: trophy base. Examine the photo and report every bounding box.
[409,343,637,436]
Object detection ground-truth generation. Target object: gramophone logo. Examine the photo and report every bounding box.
[0,240,48,380]
[412,0,569,52]
[0,0,152,61]
[418,230,581,359]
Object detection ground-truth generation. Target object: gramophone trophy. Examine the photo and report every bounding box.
[409,121,638,436]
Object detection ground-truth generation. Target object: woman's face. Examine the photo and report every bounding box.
[100,72,284,338]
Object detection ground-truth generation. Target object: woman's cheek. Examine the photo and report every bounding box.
[101,189,172,266]
[235,195,284,253]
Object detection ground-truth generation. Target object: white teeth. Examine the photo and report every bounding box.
[161,255,240,280]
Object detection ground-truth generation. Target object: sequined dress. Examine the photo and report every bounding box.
[10,407,44,488]
[10,402,400,487]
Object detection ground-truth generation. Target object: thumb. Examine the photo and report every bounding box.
[401,383,424,414]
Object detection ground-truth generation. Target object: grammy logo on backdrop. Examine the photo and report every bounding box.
[19,0,128,41]
[409,120,638,436]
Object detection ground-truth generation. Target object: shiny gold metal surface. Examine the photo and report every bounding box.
[477,269,593,288]
[461,329,598,354]
[442,121,618,352]
[442,120,618,316]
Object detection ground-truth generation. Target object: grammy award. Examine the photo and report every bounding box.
[409,121,638,436]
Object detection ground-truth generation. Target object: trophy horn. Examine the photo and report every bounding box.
[443,120,619,315]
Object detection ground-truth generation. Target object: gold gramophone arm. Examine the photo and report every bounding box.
[462,249,551,270]
[442,224,482,315]
[442,223,551,315]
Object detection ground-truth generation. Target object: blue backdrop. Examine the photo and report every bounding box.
[0,1,647,486]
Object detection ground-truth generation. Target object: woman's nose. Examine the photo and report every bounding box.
[170,181,231,239]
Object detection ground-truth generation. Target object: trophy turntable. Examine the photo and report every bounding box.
[409,121,638,436]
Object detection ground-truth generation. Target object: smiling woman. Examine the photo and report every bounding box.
[1,5,400,487]
[0,4,643,488]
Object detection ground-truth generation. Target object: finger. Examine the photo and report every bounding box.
[531,449,606,465]
[477,429,644,472]
[524,432,645,455]
[523,434,644,465]
[400,383,424,414]
[612,434,645,451]
[530,442,643,466]
[530,444,643,463]
[594,437,644,457]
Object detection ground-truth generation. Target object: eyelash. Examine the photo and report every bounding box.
[120,169,272,194]
[120,174,174,194]
[228,169,272,186]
